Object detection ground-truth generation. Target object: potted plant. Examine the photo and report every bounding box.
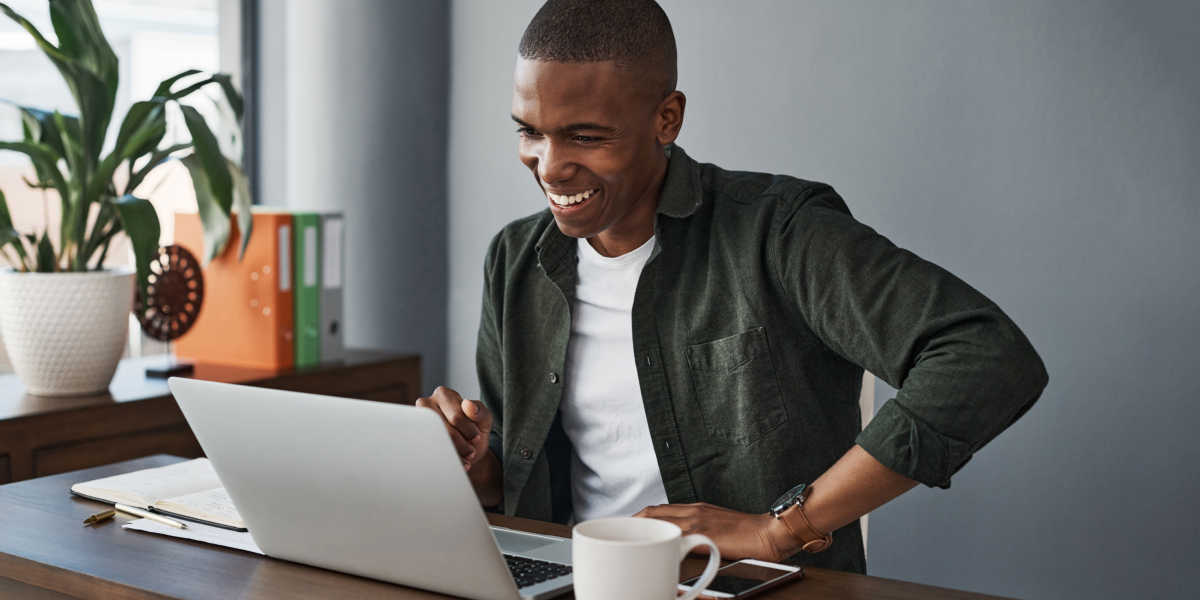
[0,0,252,396]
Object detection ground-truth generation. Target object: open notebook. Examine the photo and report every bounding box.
[71,458,246,531]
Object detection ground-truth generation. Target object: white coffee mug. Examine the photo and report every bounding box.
[572,517,721,600]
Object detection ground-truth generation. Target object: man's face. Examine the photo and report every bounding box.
[512,58,670,239]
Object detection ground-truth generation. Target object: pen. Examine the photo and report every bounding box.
[114,503,189,529]
[83,508,116,525]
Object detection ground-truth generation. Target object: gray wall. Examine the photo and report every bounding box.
[448,1,1200,598]
[259,0,449,393]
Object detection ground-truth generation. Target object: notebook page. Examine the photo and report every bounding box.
[71,459,223,507]
[157,487,244,525]
[124,518,264,555]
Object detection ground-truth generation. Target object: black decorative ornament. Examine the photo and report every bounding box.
[134,245,204,378]
[136,244,204,340]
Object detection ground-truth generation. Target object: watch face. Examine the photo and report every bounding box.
[770,484,807,513]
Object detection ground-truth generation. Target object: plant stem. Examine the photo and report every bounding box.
[94,237,112,270]
[40,188,53,271]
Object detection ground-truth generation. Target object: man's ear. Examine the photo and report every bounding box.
[655,91,687,146]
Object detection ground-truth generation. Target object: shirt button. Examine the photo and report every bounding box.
[549,372,558,384]
[520,448,533,459]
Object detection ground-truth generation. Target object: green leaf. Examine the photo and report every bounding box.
[52,110,84,173]
[182,154,230,264]
[35,233,56,272]
[112,194,160,299]
[0,140,68,201]
[48,0,118,107]
[17,106,75,160]
[180,105,232,216]
[88,118,167,207]
[112,100,165,164]
[0,187,13,230]
[65,67,115,172]
[155,71,243,122]
[0,189,30,269]
[0,188,17,242]
[212,74,244,122]
[164,76,219,102]
[128,142,191,193]
[0,4,73,64]
[227,158,253,259]
[15,109,80,221]
[153,68,202,98]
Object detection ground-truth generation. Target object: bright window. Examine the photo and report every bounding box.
[0,0,221,260]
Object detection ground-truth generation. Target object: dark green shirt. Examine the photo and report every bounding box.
[477,145,1048,573]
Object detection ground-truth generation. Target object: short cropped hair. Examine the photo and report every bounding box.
[518,0,678,101]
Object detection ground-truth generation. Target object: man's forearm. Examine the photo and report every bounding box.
[470,449,504,508]
[798,445,918,536]
[635,444,920,562]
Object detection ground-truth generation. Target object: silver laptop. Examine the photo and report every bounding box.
[168,378,573,600]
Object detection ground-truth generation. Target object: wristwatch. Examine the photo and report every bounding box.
[769,484,833,553]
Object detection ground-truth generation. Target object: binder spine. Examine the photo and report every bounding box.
[293,213,322,368]
[319,215,345,362]
[174,211,296,370]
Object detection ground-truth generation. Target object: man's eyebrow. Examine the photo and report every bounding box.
[511,115,616,134]
[558,122,616,134]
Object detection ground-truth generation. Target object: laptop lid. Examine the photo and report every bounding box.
[168,378,522,600]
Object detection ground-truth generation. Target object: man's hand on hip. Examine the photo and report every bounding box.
[633,502,799,563]
[415,386,493,472]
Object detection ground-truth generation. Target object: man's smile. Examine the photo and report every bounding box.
[547,187,600,209]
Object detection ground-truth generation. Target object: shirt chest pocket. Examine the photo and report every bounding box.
[685,327,789,446]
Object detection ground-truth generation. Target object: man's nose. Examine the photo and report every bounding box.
[538,142,576,185]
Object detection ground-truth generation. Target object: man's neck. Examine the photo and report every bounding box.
[586,152,668,258]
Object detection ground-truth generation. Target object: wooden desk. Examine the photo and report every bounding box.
[0,456,1014,600]
[0,351,420,483]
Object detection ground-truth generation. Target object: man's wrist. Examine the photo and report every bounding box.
[470,449,504,507]
[763,512,805,559]
[774,501,833,554]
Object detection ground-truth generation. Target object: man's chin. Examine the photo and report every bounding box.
[548,190,606,239]
[551,215,601,240]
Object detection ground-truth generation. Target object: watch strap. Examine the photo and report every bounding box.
[778,502,833,553]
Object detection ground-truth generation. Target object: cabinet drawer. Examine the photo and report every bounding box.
[33,425,204,478]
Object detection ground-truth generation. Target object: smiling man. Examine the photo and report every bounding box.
[417,0,1048,573]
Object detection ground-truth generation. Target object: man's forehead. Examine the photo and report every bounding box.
[512,58,638,126]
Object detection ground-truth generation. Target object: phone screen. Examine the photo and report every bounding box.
[680,561,796,596]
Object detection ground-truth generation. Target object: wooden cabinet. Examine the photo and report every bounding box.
[0,350,420,483]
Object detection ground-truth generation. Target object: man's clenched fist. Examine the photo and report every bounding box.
[416,386,493,472]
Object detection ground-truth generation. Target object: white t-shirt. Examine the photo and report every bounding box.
[560,235,669,523]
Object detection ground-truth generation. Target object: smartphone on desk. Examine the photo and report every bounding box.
[677,559,803,599]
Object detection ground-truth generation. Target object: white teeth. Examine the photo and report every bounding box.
[549,189,598,206]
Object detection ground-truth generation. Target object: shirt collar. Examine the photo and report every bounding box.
[655,144,703,219]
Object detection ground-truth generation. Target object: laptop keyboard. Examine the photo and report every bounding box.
[503,554,572,589]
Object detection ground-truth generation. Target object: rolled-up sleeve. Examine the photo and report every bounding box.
[775,190,1048,488]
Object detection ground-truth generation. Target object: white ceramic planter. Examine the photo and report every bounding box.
[0,268,135,396]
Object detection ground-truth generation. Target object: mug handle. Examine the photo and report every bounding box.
[677,534,721,600]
